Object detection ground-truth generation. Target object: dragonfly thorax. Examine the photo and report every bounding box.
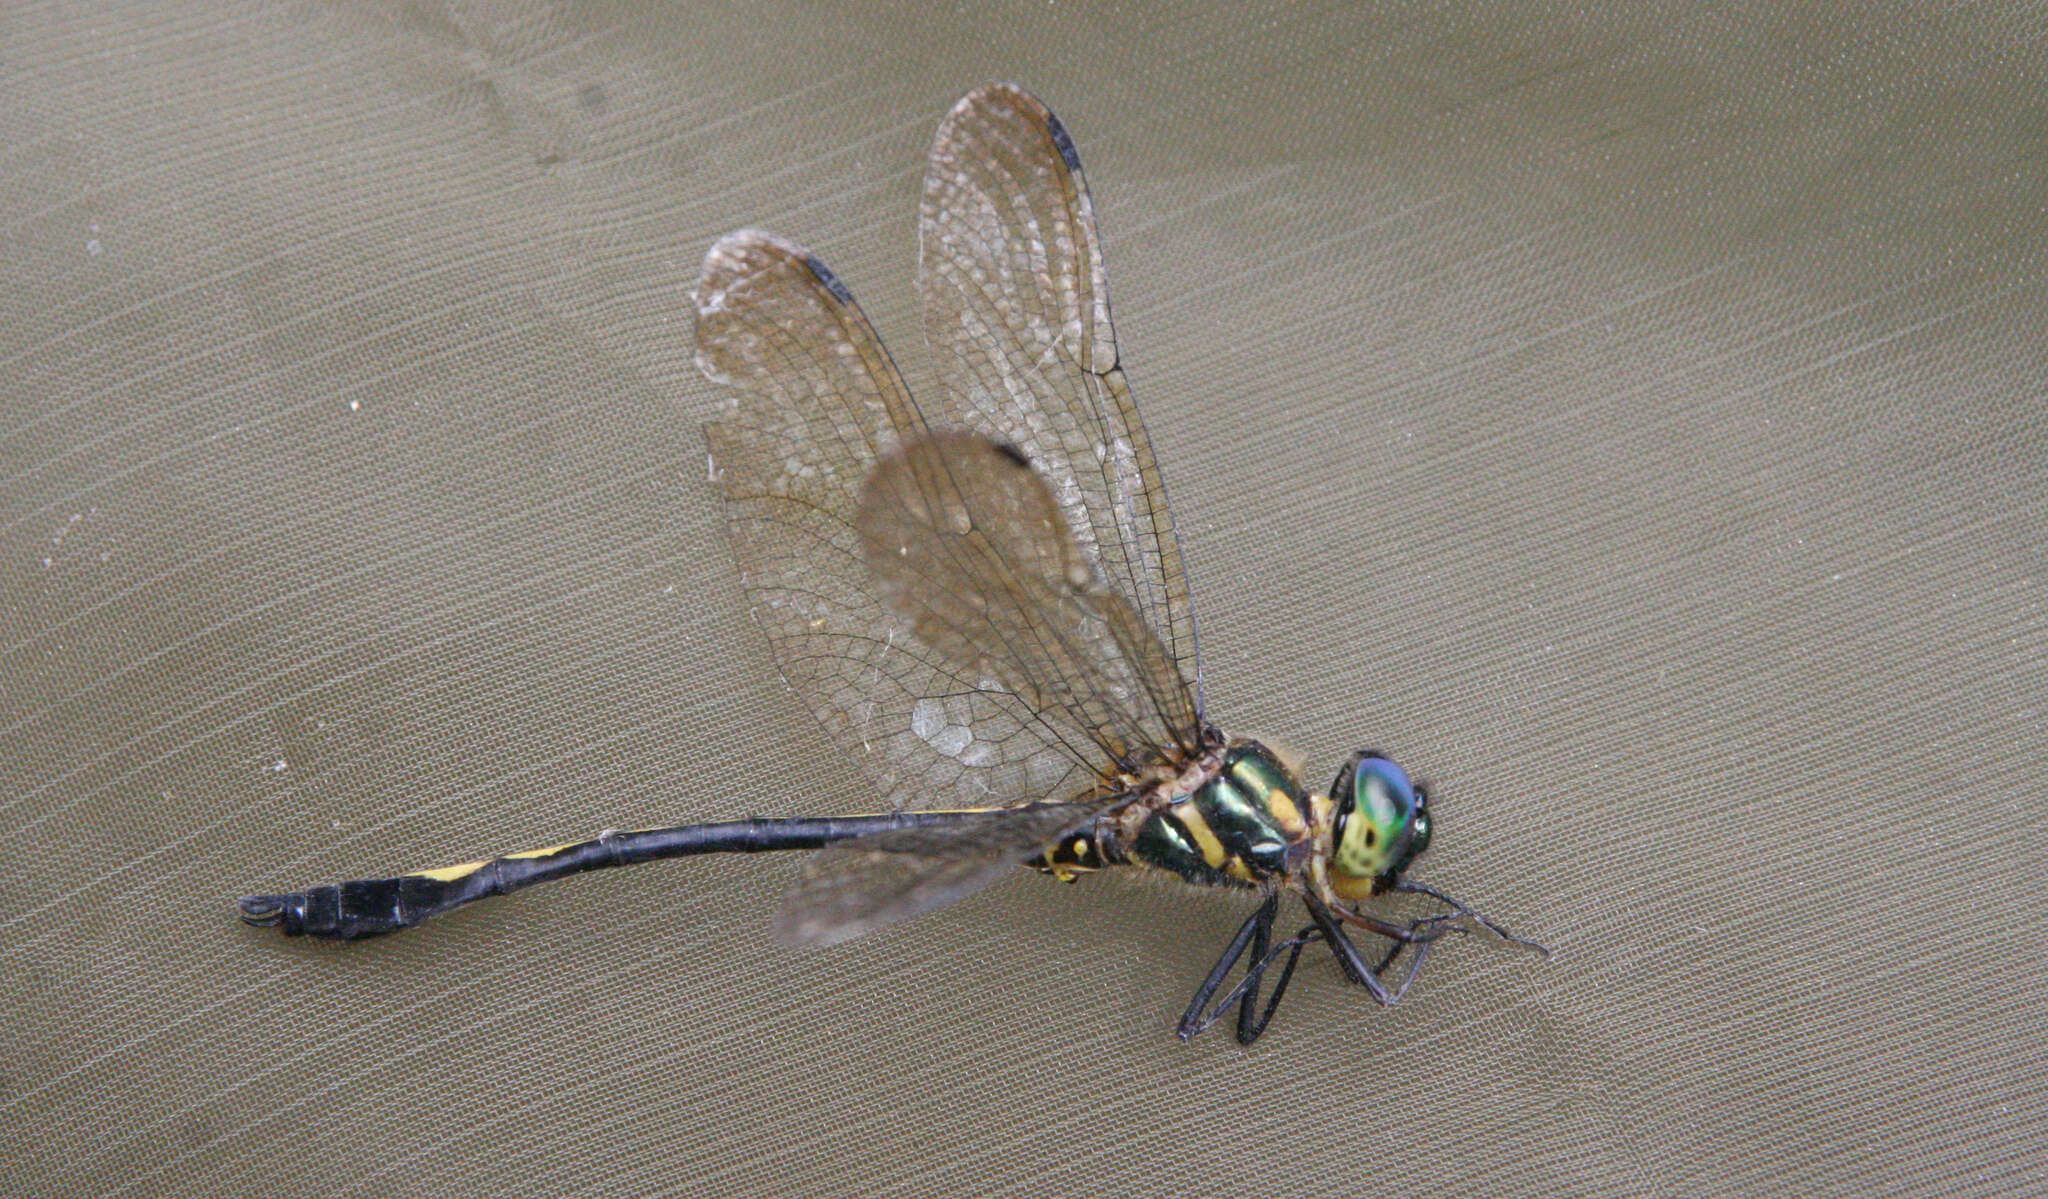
[1115,740,1318,889]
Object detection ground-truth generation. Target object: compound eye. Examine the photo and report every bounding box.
[1327,748,1388,811]
[1408,784,1433,858]
[1327,752,1423,883]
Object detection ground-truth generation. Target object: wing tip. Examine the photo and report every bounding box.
[696,228,778,316]
[1042,110,1081,171]
[701,225,798,268]
[703,226,798,261]
[695,228,856,316]
[943,83,1078,170]
[951,81,1030,118]
[802,254,855,305]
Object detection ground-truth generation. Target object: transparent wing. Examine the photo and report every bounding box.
[774,800,1103,946]
[920,82,1204,714]
[858,431,1200,770]
[695,232,1109,809]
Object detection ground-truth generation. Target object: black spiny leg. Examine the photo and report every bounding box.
[1330,881,1549,997]
[1391,879,1551,956]
[1177,893,1327,1046]
[1177,893,1272,1041]
[1234,925,1314,1046]
[1182,893,1486,1042]
[1180,893,1286,1044]
[1229,895,1276,1045]
[1302,891,1440,1006]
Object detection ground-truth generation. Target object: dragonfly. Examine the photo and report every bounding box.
[238,83,1545,1044]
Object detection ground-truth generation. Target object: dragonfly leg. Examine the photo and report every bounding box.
[1302,891,1452,1006]
[1390,879,1551,956]
[1177,893,1276,1040]
[1231,895,1277,1045]
[1185,891,1491,1037]
[1358,908,1471,984]
[1176,895,1326,1045]
[1302,891,1382,992]
[1231,925,1319,1045]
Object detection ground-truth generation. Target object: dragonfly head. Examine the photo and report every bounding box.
[1326,750,1432,896]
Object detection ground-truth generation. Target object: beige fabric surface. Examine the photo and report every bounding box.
[4,2,2043,1195]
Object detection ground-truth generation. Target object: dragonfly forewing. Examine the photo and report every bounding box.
[697,232,1097,811]
[920,83,1204,718]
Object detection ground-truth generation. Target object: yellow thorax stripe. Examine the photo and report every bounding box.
[1171,805,1231,869]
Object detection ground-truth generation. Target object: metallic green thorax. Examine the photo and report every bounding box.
[1033,742,1310,888]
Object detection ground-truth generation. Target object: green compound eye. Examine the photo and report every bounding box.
[1328,752,1431,887]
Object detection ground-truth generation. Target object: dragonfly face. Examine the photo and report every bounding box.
[1325,751,1433,898]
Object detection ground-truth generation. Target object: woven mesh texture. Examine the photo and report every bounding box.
[4,3,2043,1195]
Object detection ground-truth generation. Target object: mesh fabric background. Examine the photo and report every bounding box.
[3,2,2043,1195]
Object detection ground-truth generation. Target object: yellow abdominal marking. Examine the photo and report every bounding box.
[410,841,581,883]
[506,842,580,860]
[412,859,491,883]
[1045,836,1099,883]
